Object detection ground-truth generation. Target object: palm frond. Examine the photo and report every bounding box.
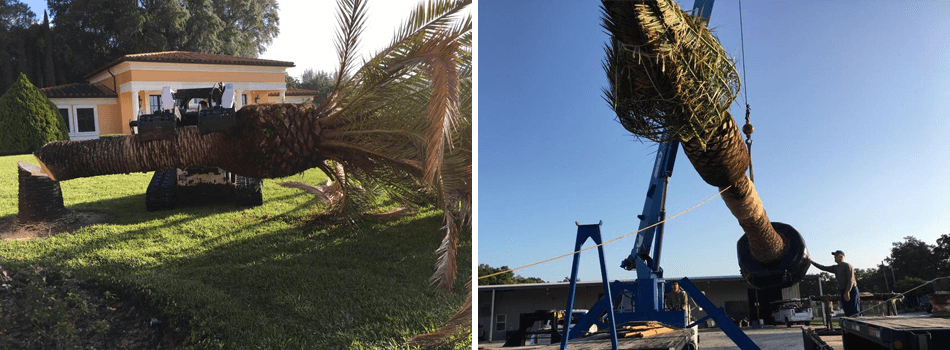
[292,1,472,342]
[602,0,740,150]
[327,0,369,109]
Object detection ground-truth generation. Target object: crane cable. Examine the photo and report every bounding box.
[738,0,755,183]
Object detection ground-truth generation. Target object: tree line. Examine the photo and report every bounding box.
[0,0,279,94]
[478,264,545,285]
[285,68,334,105]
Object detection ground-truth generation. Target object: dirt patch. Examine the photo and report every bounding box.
[0,210,112,241]
[0,264,188,350]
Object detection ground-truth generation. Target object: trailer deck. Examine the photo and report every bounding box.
[512,329,694,350]
[839,315,950,349]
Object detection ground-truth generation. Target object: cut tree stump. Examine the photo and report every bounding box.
[17,161,68,222]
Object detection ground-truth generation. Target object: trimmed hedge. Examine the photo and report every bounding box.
[0,73,69,155]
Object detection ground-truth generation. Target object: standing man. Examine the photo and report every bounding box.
[666,281,689,321]
[885,294,903,316]
[812,250,861,316]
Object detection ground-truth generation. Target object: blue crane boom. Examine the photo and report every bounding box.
[558,1,761,349]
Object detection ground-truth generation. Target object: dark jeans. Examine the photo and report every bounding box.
[841,285,861,316]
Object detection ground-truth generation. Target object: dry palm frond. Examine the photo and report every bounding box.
[318,2,472,345]
[253,3,470,344]
[602,0,740,150]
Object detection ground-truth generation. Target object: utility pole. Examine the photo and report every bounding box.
[890,264,898,290]
[882,261,890,291]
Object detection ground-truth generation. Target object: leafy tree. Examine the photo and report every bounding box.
[478,264,545,285]
[284,73,299,89]
[933,233,950,276]
[0,0,35,92]
[45,0,280,86]
[297,68,335,105]
[855,267,888,293]
[0,73,69,154]
[818,272,837,293]
[211,0,280,57]
[895,277,928,296]
[888,236,940,281]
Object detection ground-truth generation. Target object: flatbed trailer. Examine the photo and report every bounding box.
[513,328,695,350]
[836,315,950,349]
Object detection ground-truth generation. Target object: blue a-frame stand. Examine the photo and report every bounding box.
[560,221,619,350]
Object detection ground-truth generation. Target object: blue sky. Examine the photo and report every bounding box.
[478,0,950,283]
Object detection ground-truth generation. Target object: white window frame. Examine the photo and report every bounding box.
[149,95,162,113]
[495,314,506,331]
[57,108,71,133]
[68,105,100,140]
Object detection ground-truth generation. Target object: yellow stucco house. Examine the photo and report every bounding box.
[41,51,318,140]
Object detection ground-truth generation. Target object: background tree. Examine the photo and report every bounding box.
[0,0,35,91]
[0,73,69,155]
[478,264,545,285]
[933,233,950,276]
[888,236,940,281]
[41,0,279,88]
[296,68,335,105]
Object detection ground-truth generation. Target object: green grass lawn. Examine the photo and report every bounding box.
[0,154,471,349]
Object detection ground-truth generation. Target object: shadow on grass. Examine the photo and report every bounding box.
[35,209,472,349]
[144,212,471,349]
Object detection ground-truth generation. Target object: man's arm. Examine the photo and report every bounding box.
[811,259,834,273]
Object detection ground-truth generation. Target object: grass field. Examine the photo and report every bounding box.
[0,154,471,349]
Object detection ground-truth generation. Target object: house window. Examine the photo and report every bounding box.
[76,108,96,132]
[58,108,70,132]
[242,94,247,106]
[495,314,506,331]
[149,95,161,113]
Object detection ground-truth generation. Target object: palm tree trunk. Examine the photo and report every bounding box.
[17,161,68,221]
[34,104,327,181]
[680,114,785,263]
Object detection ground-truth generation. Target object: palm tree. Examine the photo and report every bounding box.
[26,0,471,344]
[602,0,786,263]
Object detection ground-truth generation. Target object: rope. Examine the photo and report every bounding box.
[856,277,942,316]
[738,0,755,183]
[738,0,750,106]
[478,185,732,280]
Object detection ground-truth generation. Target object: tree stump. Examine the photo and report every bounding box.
[17,161,68,222]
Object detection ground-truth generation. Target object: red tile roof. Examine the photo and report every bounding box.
[270,88,322,97]
[41,83,117,98]
[85,51,295,80]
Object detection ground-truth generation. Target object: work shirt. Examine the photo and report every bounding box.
[666,289,688,311]
[813,261,856,295]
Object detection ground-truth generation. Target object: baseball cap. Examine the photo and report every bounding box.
[832,250,845,256]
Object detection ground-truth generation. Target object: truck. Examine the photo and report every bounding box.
[771,299,814,327]
[131,83,263,211]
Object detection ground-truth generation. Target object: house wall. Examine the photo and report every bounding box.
[119,91,134,134]
[126,70,284,84]
[97,104,122,135]
[49,97,119,140]
[81,61,291,136]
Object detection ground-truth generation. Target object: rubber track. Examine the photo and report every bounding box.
[145,169,177,211]
[234,175,263,207]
